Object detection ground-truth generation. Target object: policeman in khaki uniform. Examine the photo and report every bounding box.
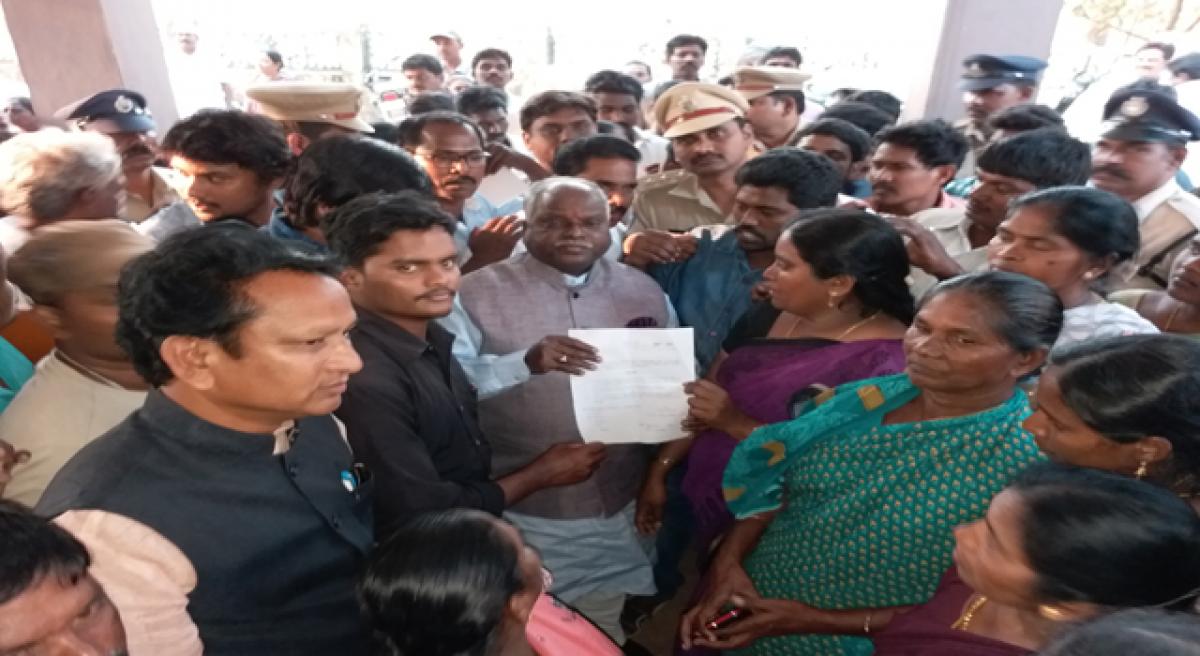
[629,82,755,234]
[1090,89,1200,290]
[732,66,812,151]
[245,81,374,155]
[954,54,1046,177]
[57,90,180,223]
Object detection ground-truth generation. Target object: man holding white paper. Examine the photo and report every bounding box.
[441,177,678,645]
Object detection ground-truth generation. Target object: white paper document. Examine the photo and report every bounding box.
[568,328,695,444]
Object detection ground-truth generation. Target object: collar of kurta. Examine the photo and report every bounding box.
[515,251,609,292]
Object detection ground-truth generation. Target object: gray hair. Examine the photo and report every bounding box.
[0,130,121,221]
[8,219,152,306]
[524,176,607,220]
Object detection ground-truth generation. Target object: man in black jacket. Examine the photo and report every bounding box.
[38,224,371,655]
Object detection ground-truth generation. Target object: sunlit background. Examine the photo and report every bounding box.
[0,0,1198,112]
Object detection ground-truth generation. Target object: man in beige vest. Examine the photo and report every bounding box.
[630,83,754,234]
[442,177,676,645]
[1090,88,1200,290]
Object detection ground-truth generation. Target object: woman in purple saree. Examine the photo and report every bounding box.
[637,210,915,551]
[684,332,907,548]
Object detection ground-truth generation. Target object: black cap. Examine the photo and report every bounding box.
[1101,88,1200,143]
[57,89,155,133]
[959,55,1048,91]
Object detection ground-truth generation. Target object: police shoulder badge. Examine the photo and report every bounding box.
[1121,95,1149,118]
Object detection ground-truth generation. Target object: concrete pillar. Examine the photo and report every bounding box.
[2,0,178,128]
[903,0,1064,122]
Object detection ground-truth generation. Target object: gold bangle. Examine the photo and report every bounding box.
[658,457,676,468]
[863,611,873,635]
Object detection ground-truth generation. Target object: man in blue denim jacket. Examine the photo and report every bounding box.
[625,148,842,372]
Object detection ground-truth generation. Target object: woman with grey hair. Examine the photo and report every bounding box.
[0,130,123,253]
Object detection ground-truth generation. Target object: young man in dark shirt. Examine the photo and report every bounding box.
[326,191,605,536]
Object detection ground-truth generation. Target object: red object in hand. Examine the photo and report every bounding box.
[705,607,750,631]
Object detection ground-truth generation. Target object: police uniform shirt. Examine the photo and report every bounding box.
[1100,89,1200,290]
[629,169,732,234]
[1116,178,1200,290]
[124,167,182,223]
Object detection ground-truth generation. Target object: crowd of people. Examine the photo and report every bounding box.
[1,25,1200,656]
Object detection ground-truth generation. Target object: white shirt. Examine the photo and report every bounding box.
[452,193,526,266]
[0,216,32,254]
[1056,302,1159,351]
[476,167,531,210]
[439,268,679,399]
[0,351,147,506]
[1132,179,1182,222]
[1176,81,1200,187]
[634,128,670,178]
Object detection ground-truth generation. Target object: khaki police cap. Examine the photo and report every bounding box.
[654,82,749,139]
[733,66,812,101]
[245,82,373,132]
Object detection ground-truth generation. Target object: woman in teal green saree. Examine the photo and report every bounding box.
[679,272,1064,656]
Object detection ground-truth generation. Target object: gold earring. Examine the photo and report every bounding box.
[828,294,840,309]
[1135,460,1149,480]
[1038,605,1067,621]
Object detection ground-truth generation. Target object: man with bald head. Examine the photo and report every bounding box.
[442,177,676,645]
[1,220,153,506]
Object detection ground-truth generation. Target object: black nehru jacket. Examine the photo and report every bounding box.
[335,308,503,538]
[37,390,374,655]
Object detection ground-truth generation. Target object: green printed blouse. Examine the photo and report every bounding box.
[722,373,1042,656]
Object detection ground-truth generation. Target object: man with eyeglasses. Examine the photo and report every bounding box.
[399,111,524,272]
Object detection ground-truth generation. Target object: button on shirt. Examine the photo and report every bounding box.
[647,228,761,372]
[335,309,502,536]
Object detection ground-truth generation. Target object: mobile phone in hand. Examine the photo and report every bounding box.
[705,606,751,631]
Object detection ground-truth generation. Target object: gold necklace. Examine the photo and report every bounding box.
[952,594,989,631]
[1164,302,1187,332]
[785,311,881,340]
[835,312,881,340]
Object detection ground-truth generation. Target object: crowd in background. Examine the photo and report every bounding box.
[2,24,1200,656]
